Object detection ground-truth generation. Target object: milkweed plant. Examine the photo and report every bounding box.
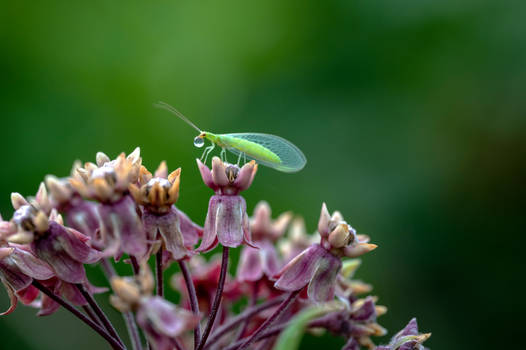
[0,147,431,350]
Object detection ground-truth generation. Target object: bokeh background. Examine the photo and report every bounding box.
[1,1,524,349]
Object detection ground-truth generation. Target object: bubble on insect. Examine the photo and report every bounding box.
[194,136,205,148]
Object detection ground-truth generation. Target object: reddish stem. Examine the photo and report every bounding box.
[31,280,124,350]
[76,283,124,347]
[130,256,140,275]
[83,305,102,325]
[196,246,229,350]
[235,281,259,340]
[179,259,201,349]
[156,248,164,297]
[222,324,285,350]
[204,296,285,349]
[235,290,300,350]
[101,258,143,350]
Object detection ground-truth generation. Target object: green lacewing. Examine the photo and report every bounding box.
[155,102,306,173]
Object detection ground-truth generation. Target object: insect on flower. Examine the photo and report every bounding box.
[155,102,307,173]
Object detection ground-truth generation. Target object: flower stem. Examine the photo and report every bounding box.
[179,259,201,349]
[100,258,117,278]
[226,319,322,350]
[76,283,125,347]
[196,246,229,350]
[222,324,285,350]
[31,280,124,350]
[204,296,285,349]
[235,281,259,340]
[100,259,144,350]
[123,311,143,350]
[130,256,140,275]
[234,290,300,350]
[83,305,102,325]
[155,248,164,297]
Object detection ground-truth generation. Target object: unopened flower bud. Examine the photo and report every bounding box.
[45,175,73,204]
[367,323,388,337]
[344,243,378,258]
[96,152,111,167]
[34,211,50,232]
[349,281,373,295]
[376,305,388,317]
[328,223,350,248]
[111,277,141,305]
[341,259,361,279]
[377,318,430,350]
[110,294,131,313]
[6,232,34,244]
[318,203,331,238]
[138,262,154,295]
[11,193,28,210]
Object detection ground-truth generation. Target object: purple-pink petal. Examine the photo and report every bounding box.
[197,196,220,252]
[65,198,101,243]
[138,296,199,337]
[16,285,39,305]
[99,195,147,258]
[144,209,189,261]
[196,159,218,191]
[317,203,331,238]
[399,342,420,350]
[9,246,54,280]
[307,249,341,302]
[260,241,281,277]
[32,228,87,284]
[351,296,376,323]
[233,162,255,191]
[38,294,61,316]
[242,210,257,249]
[274,244,326,292]
[215,196,245,248]
[399,317,419,336]
[211,157,229,187]
[176,208,202,248]
[0,283,17,315]
[58,226,100,264]
[0,255,35,291]
[237,246,263,282]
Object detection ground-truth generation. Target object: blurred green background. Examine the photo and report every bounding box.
[1,0,524,349]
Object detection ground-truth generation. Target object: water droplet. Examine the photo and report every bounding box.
[194,136,205,148]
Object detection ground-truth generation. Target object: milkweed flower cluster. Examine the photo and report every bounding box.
[0,147,431,350]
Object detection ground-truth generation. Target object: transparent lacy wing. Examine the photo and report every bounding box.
[223,133,306,173]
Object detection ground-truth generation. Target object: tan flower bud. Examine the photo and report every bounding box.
[96,152,111,167]
[138,262,154,295]
[155,161,168,179]
[349,281,373,295]
[33,211,50,233]
[344,243,378,258]
[111,277,141,305]
[110,294,131,313]
[45,175,73,204]
[328,223,350,248]
[7,231,34,244]
[375,305,388,316]
[11,193,28,210]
